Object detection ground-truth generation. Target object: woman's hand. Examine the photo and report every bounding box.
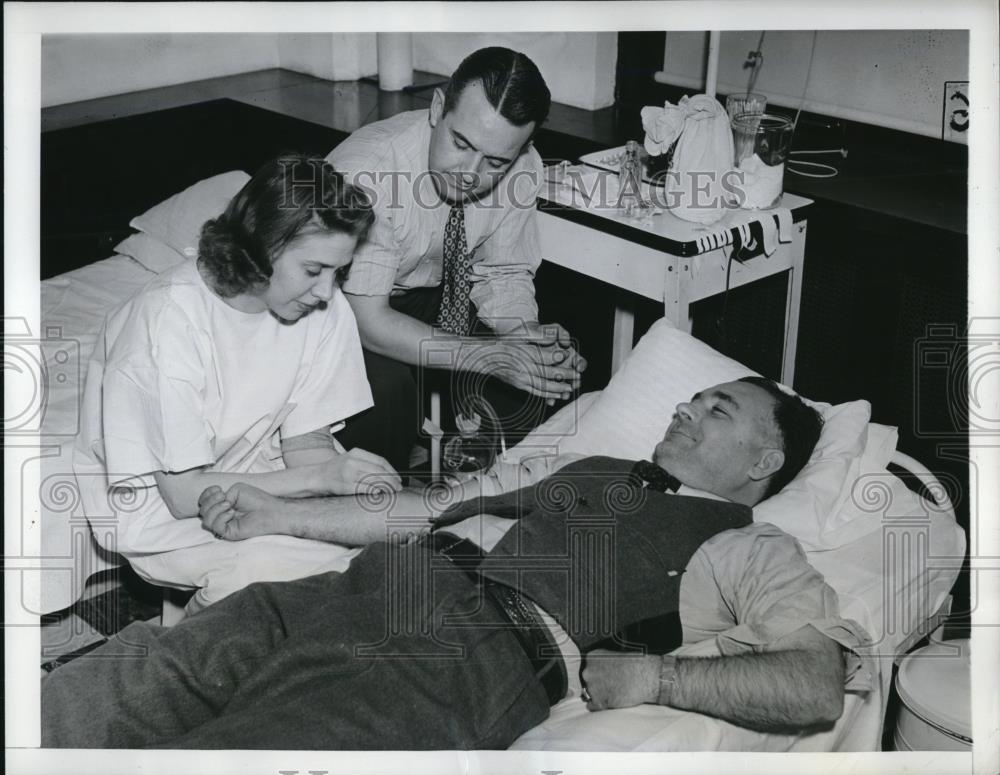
[198,483,283,541]
[317,448,402,495]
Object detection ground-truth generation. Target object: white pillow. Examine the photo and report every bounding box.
[558,319,757,460]
[862,422,898,470]
[113,231,185,274]
[553,318,886,551]
[123,170,251,269]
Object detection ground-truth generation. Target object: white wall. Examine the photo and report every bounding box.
[412,32,617,111]
[42,34,279,107]
[658,30,969,139]
[42,32,614,111]
[38,30,972,135]
[41,33,378,107]
[276,33,377,82]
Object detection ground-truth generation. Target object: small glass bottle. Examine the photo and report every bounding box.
[618,140,645,218]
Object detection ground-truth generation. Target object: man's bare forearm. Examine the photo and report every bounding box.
[583,634,846,733]
[271,488,440,546]
[345,295,580,401]
[668,645,845,732]
[347,295,493,370]
[155,466,336,520]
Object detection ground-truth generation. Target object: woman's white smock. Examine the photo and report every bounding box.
[73,259,373,559]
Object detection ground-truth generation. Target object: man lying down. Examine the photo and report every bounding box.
[42,376,871,749]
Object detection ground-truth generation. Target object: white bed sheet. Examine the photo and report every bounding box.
[34,255,157,614]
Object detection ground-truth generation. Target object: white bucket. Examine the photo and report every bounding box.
[893,639,972,751]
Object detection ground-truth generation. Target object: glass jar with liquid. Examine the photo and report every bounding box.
[731,113,795,209]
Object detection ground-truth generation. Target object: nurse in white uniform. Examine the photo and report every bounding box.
[73,154,401,614]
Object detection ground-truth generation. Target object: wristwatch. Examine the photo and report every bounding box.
[657,654,678,707]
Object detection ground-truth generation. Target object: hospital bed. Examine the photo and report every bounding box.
[32,171,965,752]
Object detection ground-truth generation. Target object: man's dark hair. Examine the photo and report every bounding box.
[443,46,551,130]
[198,153,374,297]
[738,376,824,500]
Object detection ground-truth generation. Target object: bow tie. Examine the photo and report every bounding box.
[629,460,682,494]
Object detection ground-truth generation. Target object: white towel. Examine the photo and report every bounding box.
[775,206,793,243]
[760,212,780,256]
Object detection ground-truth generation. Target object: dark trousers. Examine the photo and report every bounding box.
[41,541,551,750]
[335,286,547,473]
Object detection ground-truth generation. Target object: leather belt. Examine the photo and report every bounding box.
[428,532,568,707]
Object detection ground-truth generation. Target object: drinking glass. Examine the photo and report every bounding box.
[726,92,767,122]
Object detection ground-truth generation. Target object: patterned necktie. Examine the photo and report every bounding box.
[629,460,682,493]
[436,203,473,335]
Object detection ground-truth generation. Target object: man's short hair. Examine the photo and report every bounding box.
[443,47,551,130]
[738,376,824,499]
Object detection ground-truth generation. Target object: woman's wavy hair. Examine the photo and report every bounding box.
[198,153,374,297]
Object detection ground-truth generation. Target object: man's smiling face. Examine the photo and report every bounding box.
[653,380,783,497]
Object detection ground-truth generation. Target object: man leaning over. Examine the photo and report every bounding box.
[329,46,587,472]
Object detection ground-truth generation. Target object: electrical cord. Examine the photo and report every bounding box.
[745,31,766,95]
[787,160,839,178]
[715,247,737,344]
[787,32,846,179]
[791,31,819,131]
[788,148,848,178]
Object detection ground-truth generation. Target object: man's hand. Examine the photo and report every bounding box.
[490,322,588,403]
[521,322,587,371]
[198,483,283,541]
[318,448,402,495]
[581,650,661,711]
[581,628,848,730]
